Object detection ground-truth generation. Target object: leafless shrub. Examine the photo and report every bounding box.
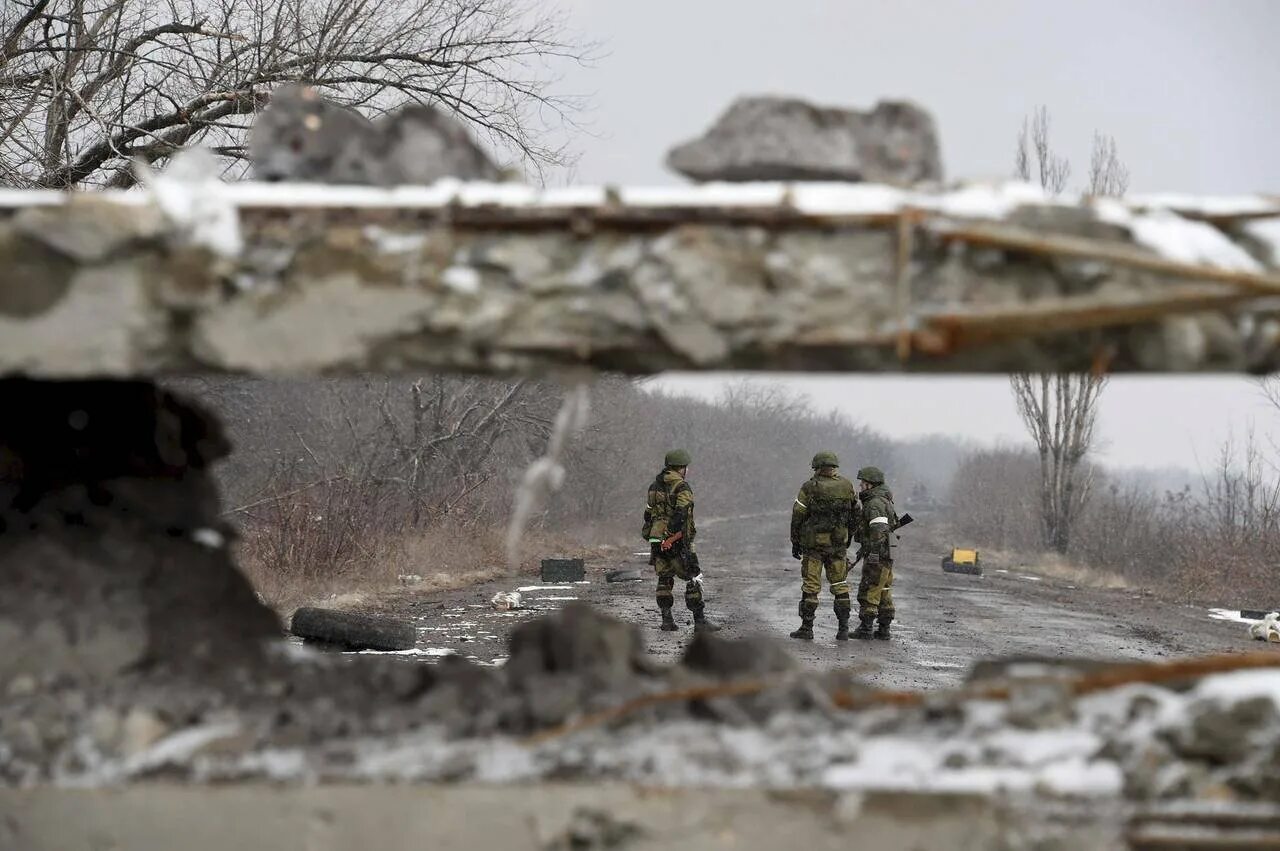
[1087,132,1130,197]
[946,446,1042,551]
[955,430,1280,605]
[1014,106,1071,194]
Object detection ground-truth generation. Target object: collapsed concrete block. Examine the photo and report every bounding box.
[667,96,943,184]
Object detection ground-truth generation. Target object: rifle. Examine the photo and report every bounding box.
[849,513,914,569]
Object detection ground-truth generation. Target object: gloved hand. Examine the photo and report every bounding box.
[791,543,802,560]
[690,574,704,588]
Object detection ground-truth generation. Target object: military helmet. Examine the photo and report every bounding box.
[811,451,840,469]
[664,448,692,467]
[856,465,885,484]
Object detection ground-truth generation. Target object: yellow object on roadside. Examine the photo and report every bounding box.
[951,548,978,565]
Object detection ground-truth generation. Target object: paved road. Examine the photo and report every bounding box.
[377,513,1256,688]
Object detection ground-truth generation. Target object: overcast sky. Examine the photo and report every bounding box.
[549,1,1280,470]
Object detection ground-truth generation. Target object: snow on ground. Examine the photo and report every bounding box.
[1209,608,1263,624]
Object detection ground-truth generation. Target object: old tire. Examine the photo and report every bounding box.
[289,607,417,651]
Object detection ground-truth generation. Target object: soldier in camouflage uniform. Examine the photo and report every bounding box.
[852,465,898,640]
[642,449,720,633]
[789,451,858,641]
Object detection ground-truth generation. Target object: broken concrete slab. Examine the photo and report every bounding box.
[2,182,1279,375]
[667,96,943,184]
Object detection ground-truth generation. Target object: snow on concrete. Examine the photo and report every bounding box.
[1245,218,1280,266]
[1126,210,1263,272]
[140,148,243,258]
[1192,669,1280,703]
[1128,194,1280,216]
[789,183,906,215]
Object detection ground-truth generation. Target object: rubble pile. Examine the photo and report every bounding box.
[2,596,1278,805]
[1,378,1278,806]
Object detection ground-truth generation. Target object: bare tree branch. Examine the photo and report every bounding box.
[0,0,596,187]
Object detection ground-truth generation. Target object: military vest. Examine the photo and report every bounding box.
[798,473,855,551]
[642,470,693,541]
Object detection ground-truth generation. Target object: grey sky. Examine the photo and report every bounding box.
[551,1,1280,470]
[645,374,1277,472]
[555,0,1280,193]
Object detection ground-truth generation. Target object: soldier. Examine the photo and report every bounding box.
[642,449,720,633]
[852,465,898,640]
[788,451,858,640]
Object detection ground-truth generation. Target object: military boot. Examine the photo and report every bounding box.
[789,617,814,640]
[693,610,721,633]
[875,617,892,640]
[659,607,678,632]
[835,615,850,641]
[852,615,876,640]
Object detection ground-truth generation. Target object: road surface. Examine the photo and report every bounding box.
[369,512,1255,688]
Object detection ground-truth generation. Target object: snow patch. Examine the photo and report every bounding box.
[1127,210,1263,271]
[352,647,456,657]
[789,183,906,215]
[442,266,481,294]
[1244,218,1280,267]
[139,148,242,258]
[1208,608,1259,624]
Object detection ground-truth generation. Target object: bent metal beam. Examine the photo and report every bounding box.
[1,181,1279,376]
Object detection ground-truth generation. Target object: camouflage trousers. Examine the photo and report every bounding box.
[654,549,703,613]
[858,559,895,621]
[799,549,852,620]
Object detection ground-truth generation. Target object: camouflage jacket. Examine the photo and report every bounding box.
[854,484,898,561]
[642,469,696,545]
[791,471,857,553]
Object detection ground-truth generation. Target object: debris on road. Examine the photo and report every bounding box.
[490,592,523,612]
[5,600,1280,814]
[1251,613,1280,643]
[941,547,983,576]
[541,557,586,583]
[606,569,644,583]
[289,607,417,651]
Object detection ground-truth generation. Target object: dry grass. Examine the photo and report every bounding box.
[978,547,1131,590]
[238,521,614,616]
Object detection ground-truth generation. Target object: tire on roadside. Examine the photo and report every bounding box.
[289,607,417,651]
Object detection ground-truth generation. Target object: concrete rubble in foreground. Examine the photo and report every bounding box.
[2,376,1280,847]
[2,181,1280,376]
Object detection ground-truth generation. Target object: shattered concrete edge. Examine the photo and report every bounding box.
[2,182,1280,375]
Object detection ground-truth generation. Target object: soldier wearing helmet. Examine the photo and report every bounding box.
[852,465,898,640]
[641,449,720,633]
[788,451,858,641]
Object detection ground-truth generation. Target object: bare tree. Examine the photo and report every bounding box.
[1010,374,1108,553]
[1087,132,1130,197]
[0,0,593,188]
[1008,109,1122,553]
[1014,105,1071,194]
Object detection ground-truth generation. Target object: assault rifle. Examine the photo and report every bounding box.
[850,512,914,569]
